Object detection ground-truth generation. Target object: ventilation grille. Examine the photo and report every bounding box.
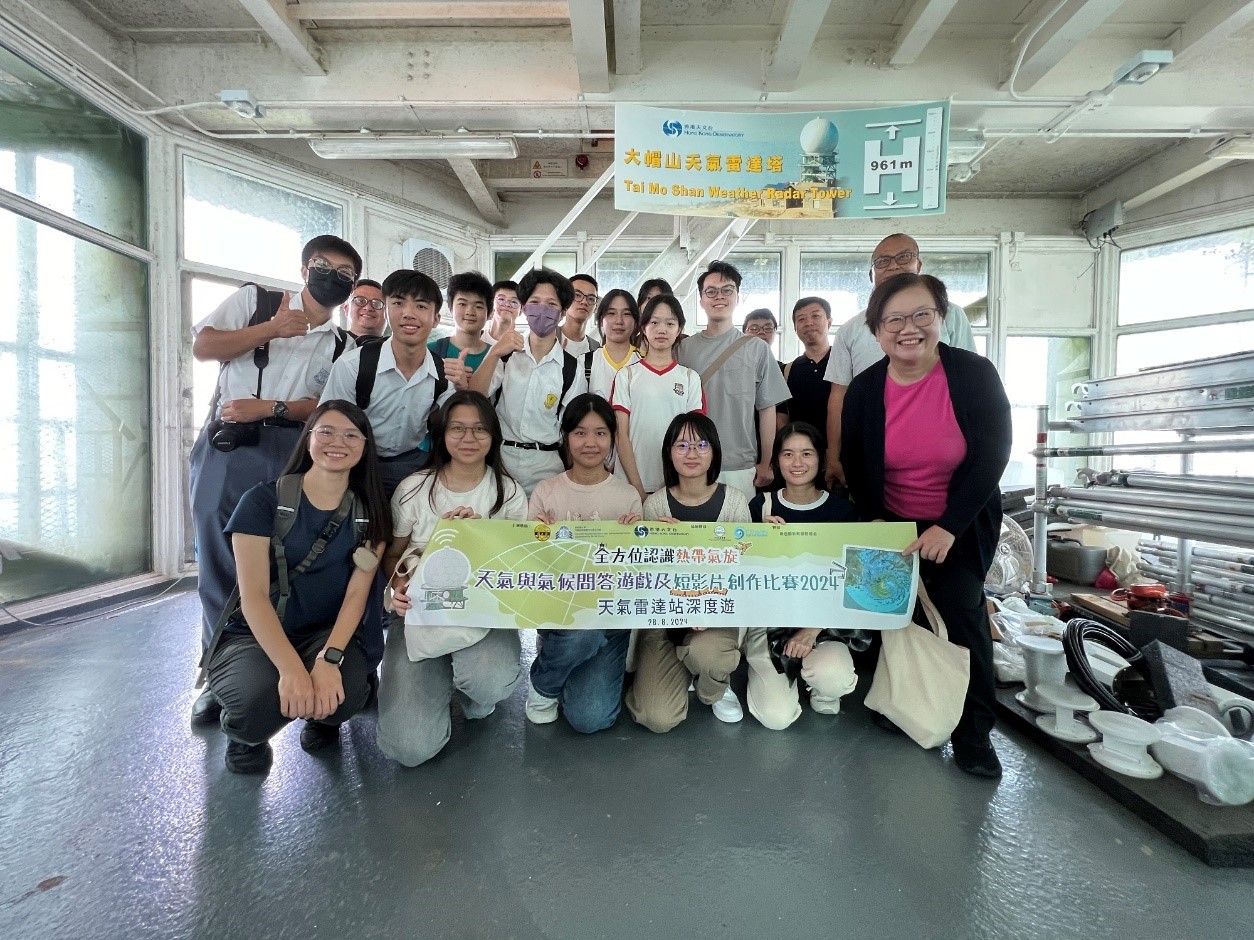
[412,247,453,289]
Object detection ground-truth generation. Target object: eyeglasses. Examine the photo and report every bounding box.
[350,296,385,311]
[671,440,711,455]
[880,308,939,333]
[447,423,491,440]
[744,322,776,336]
[572,289,599,306]
[307,257,358,284]
[870,250,919,270]
[313,426,366,444]
[495,297,521,310]
[701,285,738,299]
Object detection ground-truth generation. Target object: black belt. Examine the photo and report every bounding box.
[260,417,303,429]
[503,439,560,452]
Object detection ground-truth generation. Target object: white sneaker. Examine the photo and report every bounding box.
[711,687,743,723]
[809,694,842,716]
[525,684,559,724]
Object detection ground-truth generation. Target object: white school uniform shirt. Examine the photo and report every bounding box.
[823,301,977,386]
[588,345,641,401]
[319,340,454,457]
[486,339,588,446]
[611,360,706,495]
[194,285,340,418]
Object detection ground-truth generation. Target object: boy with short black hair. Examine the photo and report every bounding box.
[321,268,453,497]
[488,279,521,343]
[431,271,493,385]
[470,268,588,494]
[562,273,602,357]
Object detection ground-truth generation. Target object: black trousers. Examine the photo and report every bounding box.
[208,628,371,745]
[917,556,996,743]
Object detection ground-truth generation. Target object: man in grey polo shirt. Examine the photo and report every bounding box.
[677,260,790,500]
[824,233,978,485]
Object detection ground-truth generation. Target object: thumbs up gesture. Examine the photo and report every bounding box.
[270,292,311,338]
[444,347,473,390]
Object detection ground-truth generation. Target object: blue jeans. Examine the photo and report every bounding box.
[530,630,629,734]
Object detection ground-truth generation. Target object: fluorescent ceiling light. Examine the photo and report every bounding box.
[1206,136,1254,161]
[308,136,519,160]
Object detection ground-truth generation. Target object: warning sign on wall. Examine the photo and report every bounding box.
[531,159,570,178]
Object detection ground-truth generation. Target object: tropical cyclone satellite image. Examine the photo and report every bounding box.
[842,547,914,615]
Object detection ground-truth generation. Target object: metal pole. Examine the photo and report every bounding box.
[1034,438,1254,458]
[1178,431,1195,594]
[1139,540,1254,567]
[1191,607,1254,637]
[1096,471,1254,500]
[1030,404,1051,596]
[1047,486,1254,518]
[1047,501,1254,549]
[581,211,640,273]
[509,163,616,281]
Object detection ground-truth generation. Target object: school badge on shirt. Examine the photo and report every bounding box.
[544,392,558,409]
[673,383,685,396]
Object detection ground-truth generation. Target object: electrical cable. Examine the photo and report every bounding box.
[1061,617,1158,719]
[0,575,194,628]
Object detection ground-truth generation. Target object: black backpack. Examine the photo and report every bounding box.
[492,349,580,416]
[352,338,449,411]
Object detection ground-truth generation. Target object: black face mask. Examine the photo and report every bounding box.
[306,268,354,308]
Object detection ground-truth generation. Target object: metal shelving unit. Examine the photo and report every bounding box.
[1030,350,1254,638]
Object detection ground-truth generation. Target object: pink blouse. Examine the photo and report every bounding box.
[882,361,967,521]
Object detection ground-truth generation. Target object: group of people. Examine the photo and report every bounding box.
[187,231,1011,781]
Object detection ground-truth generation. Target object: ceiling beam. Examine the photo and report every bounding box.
[613,0,642,75]
[1169,0,1254,65]
[889,0,960,66]
[236,0,325,76]
[763,0,833,92]
[568,0,611,93]
[1007,0,1124,92]
[447,158,507,226]
[1082,138,1234,214]
[290,2,569,23]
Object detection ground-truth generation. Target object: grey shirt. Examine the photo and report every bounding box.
[823,301,977,386]
[677,330,790,471]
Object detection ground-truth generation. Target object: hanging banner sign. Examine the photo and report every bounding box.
[613,102,949,219]
[405,519,920,632]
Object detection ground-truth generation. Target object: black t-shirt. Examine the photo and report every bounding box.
[780,349,832,434]
[666,485,727,522]
[749,489,856,523]
[224,482,360,640]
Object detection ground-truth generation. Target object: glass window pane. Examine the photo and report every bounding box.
[493,251,578,282]
[1120,226,1254,325]
[927,253,989,326]
[0,207,150,604]
[724,251,781,330]
[1002,336,1092,488]
[183,157,342,281]
[595,252,656,293]
[0,46,147,247]
[1117,322,1254,374]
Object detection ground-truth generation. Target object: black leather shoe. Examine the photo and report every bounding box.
[299,721,340,753]
[952,736,1003,779]
[871,711,906,736]
[191,689,222,728]
[225,740,272,775]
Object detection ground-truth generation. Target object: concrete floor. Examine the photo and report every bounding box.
[1,589,1251,940]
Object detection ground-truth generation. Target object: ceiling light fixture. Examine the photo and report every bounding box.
[219,89,265,119]
[1111,49,1172,86]
[308,136,520,160]
[947,161,980,184]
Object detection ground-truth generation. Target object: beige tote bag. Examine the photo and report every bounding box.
[864,581,971,749]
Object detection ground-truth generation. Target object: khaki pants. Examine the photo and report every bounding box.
[625,627,802,732]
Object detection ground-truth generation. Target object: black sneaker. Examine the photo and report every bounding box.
[225,740,273,775]
[191,689,222,728]
[952,736,1003,779]
[299,721,340,753]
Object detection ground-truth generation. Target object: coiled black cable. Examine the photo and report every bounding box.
[1062,617,1158,719]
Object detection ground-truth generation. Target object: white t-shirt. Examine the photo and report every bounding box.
[391,468,528,551]
[486,339,588,446]
[611,360,705,495]
[589,345,641,400]
[194,285,341,417]
[320,340,454,456]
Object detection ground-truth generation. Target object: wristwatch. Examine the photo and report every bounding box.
[272,400,289,420]
[317,647,345,668]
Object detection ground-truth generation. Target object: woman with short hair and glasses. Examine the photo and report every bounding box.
[376,391,528,766]
[206,399,390,774]
[840,273,1011,779]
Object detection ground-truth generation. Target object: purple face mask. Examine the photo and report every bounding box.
[523,303,561,337]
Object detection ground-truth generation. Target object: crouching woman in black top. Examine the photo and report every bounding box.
[207,400,391,774]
